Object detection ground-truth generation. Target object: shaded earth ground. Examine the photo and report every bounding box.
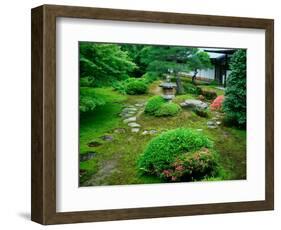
[79,80,246,186]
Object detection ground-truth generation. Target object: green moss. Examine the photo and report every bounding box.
[79,87,246,186]
[154,103,181,117]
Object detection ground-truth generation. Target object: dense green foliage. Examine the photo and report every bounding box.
[141,72,159,84]
[223,49,247,127]
[183,82,202,95]
[79,87,126,112]
[112,78,149,95]
[154,103,181,117]
[79,87,106,112]
[79,43,136,86]
[144,96,165,115]
[126,80,148,95]
[201,89,217,100]
[138,128,219,181]
[139,46,212,93]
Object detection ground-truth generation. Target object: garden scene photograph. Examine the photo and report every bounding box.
[79,42,247,187]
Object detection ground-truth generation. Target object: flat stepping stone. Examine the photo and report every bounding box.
[128,122,141,128]
[123,117,136,123]
[80,152,96,162]
[141,130,158,135]
[180,99,208,110]
[135,103,144,107]
[122,107,137,112]
[120,113,133,118]
[100,135,114,141]
[87,141,102,147]
[207,120,218,129]
[114,128,126,133]
[131,128,140,133]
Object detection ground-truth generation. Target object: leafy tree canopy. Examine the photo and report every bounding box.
[79,43,137,86]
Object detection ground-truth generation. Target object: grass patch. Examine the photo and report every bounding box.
[199,85,225,96]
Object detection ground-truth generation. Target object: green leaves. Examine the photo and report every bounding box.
[223,49,247,127]
[79,42,137,86]
[137,128,215,179]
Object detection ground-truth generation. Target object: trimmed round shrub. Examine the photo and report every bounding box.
[154,103,181,117]
[144,96,165,115]
[126,80,148,95]
[138,128,219,181]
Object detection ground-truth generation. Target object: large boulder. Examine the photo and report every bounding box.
[180,99,208,110]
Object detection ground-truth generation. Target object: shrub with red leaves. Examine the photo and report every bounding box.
[210,95,224,111]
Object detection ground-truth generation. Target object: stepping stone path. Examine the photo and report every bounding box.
[206,112,223,129]
[123,116,136,123]
[120,102,146,133]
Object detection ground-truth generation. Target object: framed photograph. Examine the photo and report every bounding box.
[31,4,274,225]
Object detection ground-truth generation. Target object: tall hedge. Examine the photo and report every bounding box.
[223,49,247,127]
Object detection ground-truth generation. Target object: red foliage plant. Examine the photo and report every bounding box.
[210,95,224,111]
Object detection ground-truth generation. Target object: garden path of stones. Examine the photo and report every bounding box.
[120,102,157,135]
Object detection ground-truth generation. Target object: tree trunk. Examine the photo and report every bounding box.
[175,73,184,95]
[192,69,198,84]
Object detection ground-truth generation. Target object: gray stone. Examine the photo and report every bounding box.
[87,141,102,147]
[80,152,96,162]
[142,129,158,135]
[207,120,218,129]
[123,116,137,123]
[100,135,114,141]
[128,122,141,128]
[122,107,137,112]
[180,99,208,110]
[207,121,215,126]
[149,130,158,134]
[114,128,126,134]
[135,103,144,107]
[120,113,132,118]
[196,129,203,132]
[216,121,222,125]
[131,128,140,133]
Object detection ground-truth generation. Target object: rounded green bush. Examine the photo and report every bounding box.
[144,96,165,115]
[154,102,181,117]
[138,128,219,182]
[126,80,148,95]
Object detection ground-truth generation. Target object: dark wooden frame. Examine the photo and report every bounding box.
[31,4,274,225]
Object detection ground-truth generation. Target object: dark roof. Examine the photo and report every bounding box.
[204,48,236,55]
